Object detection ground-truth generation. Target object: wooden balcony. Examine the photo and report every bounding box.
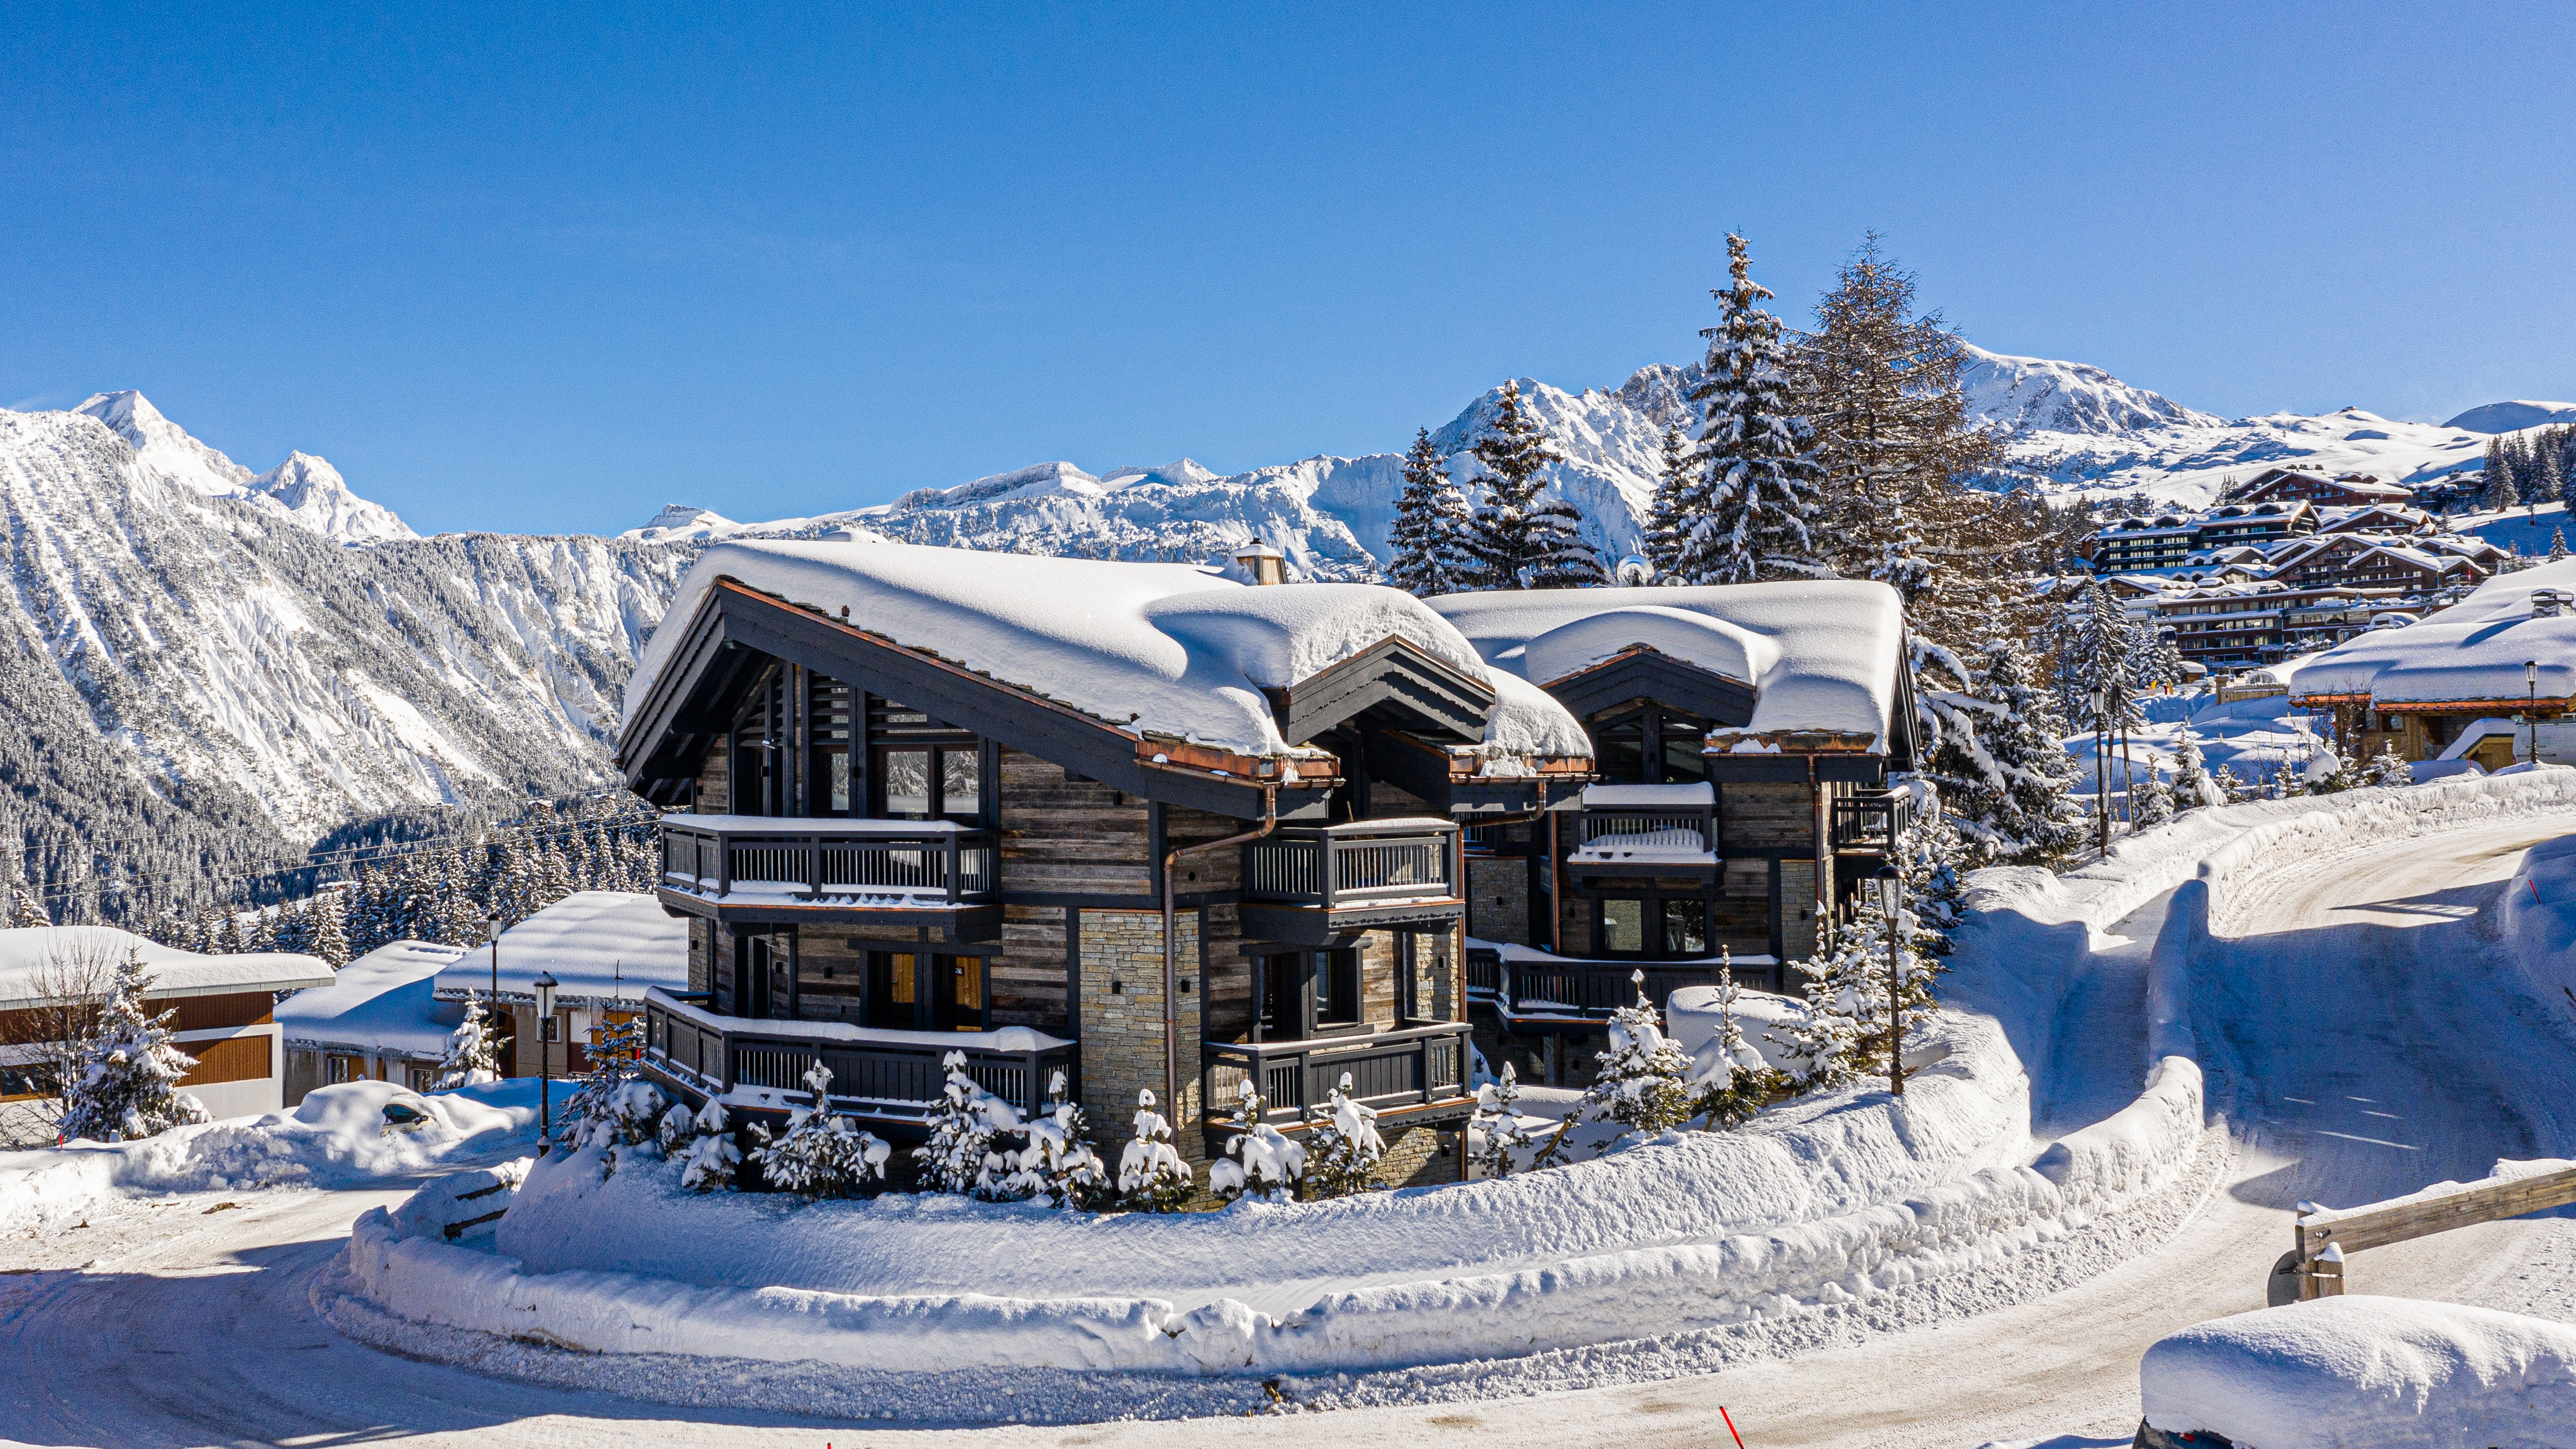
[1829,790,1908,856]
[1200,1020,1474,1136]
[1564,784,1718,877]
[1491,950,1774,1033]
[656,813,1001,942]
[1239,819,1462,945]
[638,988,1071,1136]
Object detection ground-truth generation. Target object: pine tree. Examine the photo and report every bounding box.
[1208,1081,1304,1204]
[2171,730,2225,810]
[2362,743,2415,787]
[1467,1062,1540,1178]
[1572,972,1693,1146]
[747,1063,891,1198]
[307,890,350,968]
[1385,428,1474,596]
[2536,447,2566,519]
[1298,1072,1388,1197]
[915,1051,1015,1197]
[7,877,48,929]
[436,993,501,1089]
[1786,892,1940,1093]
[2552,528,2569,562]
[659,1097,741,1191]
[217,907,246,955]
[2486,439,2520,512]
[2209,762,2251,802]
[1001,1069,1110,1209]
[1641,422,1696,581]
[1459,381,1605,590]
[1664,232,1825,584]
[57,951,211,1141]
[1686,960,1788,1130]
[2130,772,2175,828]
[1116,1088,1194,1211]
[1919,629,2088,867]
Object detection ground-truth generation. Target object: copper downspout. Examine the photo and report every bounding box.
[1164,784,1278,1117]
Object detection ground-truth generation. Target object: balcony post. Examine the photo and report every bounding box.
[1320,835,1339,907]
[946,833,962,905]
[717,830,732,897]
[808,833,822,899]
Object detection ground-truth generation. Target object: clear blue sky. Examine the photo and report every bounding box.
[6,3,2570,536]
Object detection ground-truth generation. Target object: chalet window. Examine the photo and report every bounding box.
[866,695,985,826]
[1260,949,1363,1038]
[1590,706,1712,785]
[809,676,852,815]
[864,951,987,1031]
[326,1056,358,1085]
[1594,892,1715,958]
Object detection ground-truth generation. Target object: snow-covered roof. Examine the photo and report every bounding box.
[1428,582,1906,747]
[0,927,332,1012]
[2292,558,2576,704]
[633,539,1590,762]
[430,891,687,1006]
[277,940,466,1056]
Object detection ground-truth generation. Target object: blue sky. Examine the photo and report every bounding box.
[4,3,2570,536]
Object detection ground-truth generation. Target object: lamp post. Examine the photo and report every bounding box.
[484,915,503,1076]
[2528,661,2540,768]
[2091,688,2109,855]
[1873,863,1905,1098]
[533,971,559,1142]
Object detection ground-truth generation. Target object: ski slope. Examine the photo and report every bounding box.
[5,814,2575,1446]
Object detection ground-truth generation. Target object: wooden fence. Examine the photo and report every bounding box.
[2273,1161,2576,1303]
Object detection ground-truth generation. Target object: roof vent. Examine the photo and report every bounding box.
[1233,537,1287,586]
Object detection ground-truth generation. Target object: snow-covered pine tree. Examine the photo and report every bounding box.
[307,890,350,968]
[2486,439,2520,512]
[1299,1072,1388,1197]
[216,907,246,955]
[1686,961,1786,1130]
[2209,761,2251,802]
[1116,1088,1194,1211]
[1919,628,2088,867]
[436,992,501,1089]
[1894,781,1971,956]
[2171,729,2226,810]
[2362,744,2415,788]
[659,1097,741,1191]
[1573,971,1693,1147]
[747,1063,891,1198]
[1459,381,1605,590]
[56,951,211,1142]
[553,1016,653,1158]
[6,876,48,929]
[1668,232,1825,584]
[1641,422,1695,581]
[2130,771,2175,828]
[1786,891,1939,1094]
[1208,1080,1304,1204]
[1467,1061,1539,1178]
[913,1050,1016,1198]
[2552,528,2569,562]
[1003,1069,1110,1209]
[2536,448,2565,518]
[1385,428,1474,597]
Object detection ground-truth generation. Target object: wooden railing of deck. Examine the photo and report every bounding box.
[1201,1021,1471,1128]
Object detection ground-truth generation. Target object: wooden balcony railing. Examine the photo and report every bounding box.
[1829,790,1907,855]
[1201,1021,1471,1128]
[640,988,1070,1128]
[660,814,996,904]
[1498,955,1740,1025]
[1244,820,1458,909]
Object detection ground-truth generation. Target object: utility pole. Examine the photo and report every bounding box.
[2093,688,2109,856]
[2528,661,2540,767]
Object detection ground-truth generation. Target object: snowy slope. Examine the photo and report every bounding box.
[2445,400,2576,433]
[1958,343,2221,434]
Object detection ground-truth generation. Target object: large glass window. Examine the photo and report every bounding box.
[880,749,932,817]
[1596,893,1715,958]
[1589,706,1713,785]
[1601,898,1646,952]
[1663,900,1708,956]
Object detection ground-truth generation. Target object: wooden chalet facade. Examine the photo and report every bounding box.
[616,541,1920,1182]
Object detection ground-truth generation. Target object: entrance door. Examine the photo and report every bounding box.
[867,951,918,1030]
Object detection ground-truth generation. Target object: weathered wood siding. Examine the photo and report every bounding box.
[1721,782,1813,851]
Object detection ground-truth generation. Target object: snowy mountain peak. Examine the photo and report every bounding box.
[251,451,417,543]
[1959,345,2223,436]
[625,503,741,541]
[2443,401,2576,434]
[76,390,257,496]
[65,391,415,543]
[1101,458,1224,488]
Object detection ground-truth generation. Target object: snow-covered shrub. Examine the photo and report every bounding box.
[1787,890,1940,1093]
[1299,1072,1386,1197]
[1572,972,1693,1146]
[553,1018,653,1155]
[746,1063,890,1199]
[436,992,501,1090]
[2209,762,2253,802]
[1467,1061,1540,1178]
[1116,1088,1194,1211]
[1209,1081,1304,1204]
[660,1097,740,1192]
[913,1051,1019,1198]
[1001,1070,1110,1209]
[1687,963,1789,1130]
[2171,731,2226,809]
[2363,744,2415,787]
[57,951,211,1143]
[2130,771,2175,828]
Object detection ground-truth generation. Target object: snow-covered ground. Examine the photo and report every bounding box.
[12,787,2576,1442]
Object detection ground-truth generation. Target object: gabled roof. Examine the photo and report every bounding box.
[0,927,333,1013]
[2293,556,2576,706]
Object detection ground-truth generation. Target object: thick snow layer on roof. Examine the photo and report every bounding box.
[431,892,685,1005]
[635,539,1588,761]
[2292,557,2576,704]
[1580,782,1714,807]
[277,941,466,1055]
[2141,1296,2576,1447]
[1429,581,1904,746]
[0,927,331,1011]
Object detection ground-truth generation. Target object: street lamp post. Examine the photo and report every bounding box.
[2528,661,2540,768]
[484,915,503,1077]
[2091,688,2109,856]
[533,971,559,1142]
[1873,864,1905,1098]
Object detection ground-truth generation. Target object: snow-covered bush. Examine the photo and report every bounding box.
[1686,963,1788,1130]
[1467,1061,1540,1178]
[659,1097,740,1192]
[2130,771,2175,828]
[552,1017,653,1154]
[1001,1070,1110,1209]
[1209,1081,1304,1204]
[746,1063,890,1199]
[913,1051,1018,1198]
[1299,1072,1386,1197]
[435,992,501,1090]
[57,951,211,1143]
[1572,972,1693,1146]
[2209,761,2253,802]
[2363,744,2415,787]
[2171,731,2226,809]
[1788,891,1939,1093]
[1116,1088,1194,1211]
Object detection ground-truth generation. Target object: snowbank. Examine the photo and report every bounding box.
[0,1080,539,1235]
[2141,1296,2576,1447]
[2501,833,2576,1020]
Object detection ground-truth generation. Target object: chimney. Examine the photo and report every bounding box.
[1233,537,1287,586]
[2534,589,2573,619]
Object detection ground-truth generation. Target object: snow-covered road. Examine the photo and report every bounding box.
[9,814,2576,1448]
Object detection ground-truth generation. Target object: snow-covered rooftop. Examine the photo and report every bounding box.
[277,940,466,1056]
[0,927,332,1012]
[2291,557,2576,704]
[430,891,687,1006]
[633,539,1590,762]
[1427,581,1905,747]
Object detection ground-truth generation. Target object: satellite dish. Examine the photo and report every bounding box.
[1614,554,1654,587]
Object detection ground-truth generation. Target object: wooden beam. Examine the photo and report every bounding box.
[2295,1163,2576,1265]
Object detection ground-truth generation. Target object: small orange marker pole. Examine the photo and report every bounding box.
[1718,1405,1745,1448]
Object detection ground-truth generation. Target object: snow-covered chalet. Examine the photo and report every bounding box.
[615,538,1918,1183]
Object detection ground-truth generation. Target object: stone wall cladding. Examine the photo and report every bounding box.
[1077,908,1205,1167]
[1467,856,1530,946]
[1377,1123,1456,1188]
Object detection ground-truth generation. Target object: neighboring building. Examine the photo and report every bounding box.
[278,940,467,1103]
[2233,469,2415,509]
[613,539,1916,1175]
[2292,559,2576,765]
[431,891,686,1080]
[0,927,332,1120]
